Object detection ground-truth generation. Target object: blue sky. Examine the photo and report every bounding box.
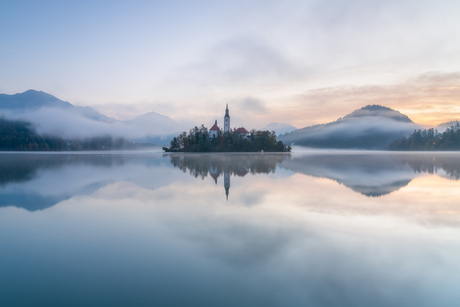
[1,0,459,127]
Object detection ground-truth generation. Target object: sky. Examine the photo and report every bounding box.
[1,0,460,128]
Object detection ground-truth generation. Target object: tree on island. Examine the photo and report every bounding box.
[164,125,291,152]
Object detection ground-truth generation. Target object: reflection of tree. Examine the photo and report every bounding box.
[166,153,290,180]
[167,153,290,201]
[391,154,460,180]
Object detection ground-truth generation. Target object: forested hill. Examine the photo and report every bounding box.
[389,122,460,150]
[279,105,417,149]
[344,105,412,122]
[0,117,133,151]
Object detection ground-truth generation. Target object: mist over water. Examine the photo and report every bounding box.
[1,150,460,306]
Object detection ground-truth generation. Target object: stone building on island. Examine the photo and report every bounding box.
[209,120,219,138]
[235,127,250,138]
[210,104,250,139]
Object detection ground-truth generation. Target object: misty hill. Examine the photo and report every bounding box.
[0,117,134,151]
[0,89,113,122]
[0,90,181,144]
[0,90,72,109]
[279,105,418,149]
[261,122,297,135]
[345,105,412,123]
[126,111,180,135]
[125,111,183,145]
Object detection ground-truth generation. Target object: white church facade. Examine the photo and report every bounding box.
[210,104,250,139]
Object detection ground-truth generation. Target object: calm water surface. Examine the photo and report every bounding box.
[1,149,460,306]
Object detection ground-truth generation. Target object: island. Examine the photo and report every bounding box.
[163,105,291,152]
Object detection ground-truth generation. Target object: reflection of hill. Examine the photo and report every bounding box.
[167,153,289,180]
[347,179,412,197]
[0,154,128,211]
[0,181,109,211]
[0,153,169,211]
[281,154,417,197]
[281,153,460,197]
[0,154,127,187]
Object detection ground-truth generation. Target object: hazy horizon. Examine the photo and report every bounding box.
[1,0,460,128]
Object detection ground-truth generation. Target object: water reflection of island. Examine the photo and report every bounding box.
[281,153,460,197]
[167,153,290,200]
[2,152,460,213]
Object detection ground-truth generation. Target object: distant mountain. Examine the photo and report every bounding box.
[0,90,72,109]
[0,90,180,143]
[279,105,418,149]
[0,89,113,122]
[125,111,183,145]
[344,105,412,123]
[125,111,180,135]
[261,122,297,135]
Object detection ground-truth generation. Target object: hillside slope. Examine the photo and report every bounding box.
[279,105,418,149]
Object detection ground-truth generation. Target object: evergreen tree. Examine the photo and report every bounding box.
[389,122,460,151]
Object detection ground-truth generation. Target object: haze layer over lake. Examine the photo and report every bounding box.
[1,149,459,306]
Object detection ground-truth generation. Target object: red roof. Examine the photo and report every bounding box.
[210,173,219,183]
[235,170,249,177]
[210,123,219,130]
[235,127,249,133]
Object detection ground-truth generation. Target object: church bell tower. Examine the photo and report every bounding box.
[224,104,230,133]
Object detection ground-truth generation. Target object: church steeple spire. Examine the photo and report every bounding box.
[225,103,230,118]
[224,171,230,201]
[224,104,230,132]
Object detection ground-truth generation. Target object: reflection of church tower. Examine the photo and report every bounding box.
[224,171,230,200]
[224,104,230,133]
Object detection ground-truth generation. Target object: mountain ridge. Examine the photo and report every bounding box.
[261,122,297,135]
[279,105,418,149]
[0,90,181,143]
[0,89,114,122]
[343,105,413,123]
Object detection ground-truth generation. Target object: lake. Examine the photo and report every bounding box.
[1,149,460,306]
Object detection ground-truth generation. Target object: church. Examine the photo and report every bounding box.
[209,104,250,138]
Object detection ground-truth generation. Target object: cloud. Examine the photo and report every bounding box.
[176,37,307,90]
[6,107,182,140]
[281,72,460,127]
[91,100,180,122]
[234,97,267,113]
[310,117,416,138]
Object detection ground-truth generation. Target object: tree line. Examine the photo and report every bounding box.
[164,125,291,152]
[389,122,460,150]
[0,117,134,151]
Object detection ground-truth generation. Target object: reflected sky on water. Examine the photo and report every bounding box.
[1,150,460,306]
